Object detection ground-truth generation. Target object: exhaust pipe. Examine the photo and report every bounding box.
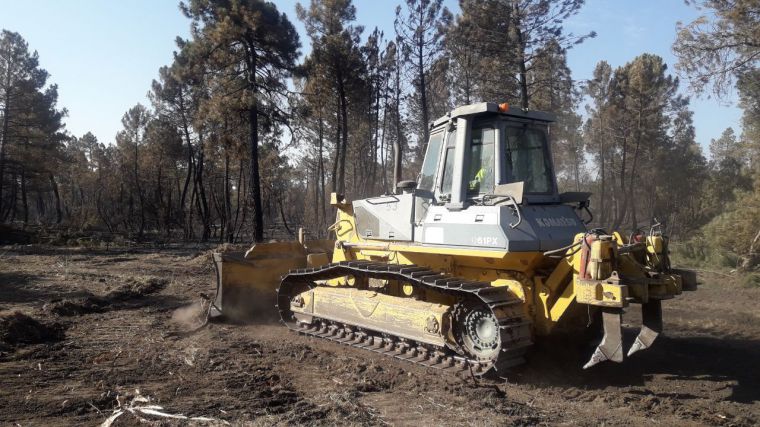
[392,136,401,194]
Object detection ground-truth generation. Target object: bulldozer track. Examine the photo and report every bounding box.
[277,260,533,377]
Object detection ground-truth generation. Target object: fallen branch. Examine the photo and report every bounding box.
[100,393,229,427]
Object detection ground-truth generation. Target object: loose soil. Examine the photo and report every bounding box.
[0,245,758,426]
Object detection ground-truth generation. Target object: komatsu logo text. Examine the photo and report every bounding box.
[535,217,577,227]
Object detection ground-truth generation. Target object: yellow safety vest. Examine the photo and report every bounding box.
[469,168,485,190]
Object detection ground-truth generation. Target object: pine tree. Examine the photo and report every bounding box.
[710,127,743,166]
[394,0,448,155]
[115,104,151,237]
[583,61,614,225]
[0,30,52,220]
[583,55,706,233]
[737,69,760,172]
[673,0,760,97]
[181,0,300,242]
[448,0,594,109]
[149,58,200,237]
[297,0,364,196]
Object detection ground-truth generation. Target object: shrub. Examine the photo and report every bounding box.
[741,273,760,288]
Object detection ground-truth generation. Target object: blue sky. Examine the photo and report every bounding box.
[0,0,742,151]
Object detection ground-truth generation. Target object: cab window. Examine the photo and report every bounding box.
[440,130,457,194]
[466,127,495,194]
[418,132,444,192]
[440,126,495,195]
[503,126,553,193]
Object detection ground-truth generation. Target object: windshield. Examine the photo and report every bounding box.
[503,126,553,193]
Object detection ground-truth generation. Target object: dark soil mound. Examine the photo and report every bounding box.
[107,277,169,300]
[47,296,108,316]
[46,277,170,317]
[0,312,64,348]
[0,224,34,244]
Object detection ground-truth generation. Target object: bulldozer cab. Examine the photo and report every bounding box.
[351,102,586,251]
[417,102,559,207]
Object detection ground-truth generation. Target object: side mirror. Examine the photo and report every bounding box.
[560,192,593,224]
[559,192,591,204]
[396,180,417,194]
[493,181,524,204]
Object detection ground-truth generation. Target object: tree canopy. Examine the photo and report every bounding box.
[673,0,760,97]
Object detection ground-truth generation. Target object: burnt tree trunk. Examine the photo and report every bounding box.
[245,36,264,242]
[49,173,62,224]
[178,86,194,238]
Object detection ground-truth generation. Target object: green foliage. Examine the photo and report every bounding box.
[181,0,301,242]
[297,0,366,196]
[583,54,709,236]
[701,179,760,256]
[0,30,67,224]
[447,1,591,191]
[671,237,740,269]
[676,177,760,270]
[741,273,760,288]
[449,0,594,110]
[737,69,760,174]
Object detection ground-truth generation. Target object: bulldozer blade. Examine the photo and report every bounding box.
[212,240,333,322]
[627,300,663,357]
[583,308,623,369]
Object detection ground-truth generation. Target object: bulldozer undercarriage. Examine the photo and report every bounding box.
[277,260,533,376]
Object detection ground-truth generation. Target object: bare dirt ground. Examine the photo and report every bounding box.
[0,245,758,426]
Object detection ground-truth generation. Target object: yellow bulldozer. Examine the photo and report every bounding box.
[211,102,697,376]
